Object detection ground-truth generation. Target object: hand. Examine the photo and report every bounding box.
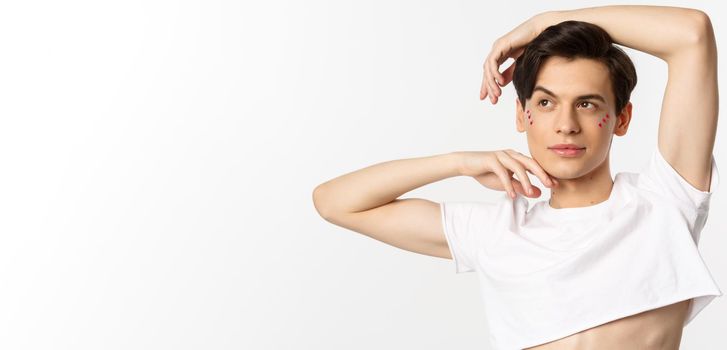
[480,14,546,104]
[456,149,558,199]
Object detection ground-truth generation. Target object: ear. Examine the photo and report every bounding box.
[515,98,527,133]
[613,102,633,136]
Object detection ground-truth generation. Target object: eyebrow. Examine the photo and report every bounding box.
[533,85,607,103]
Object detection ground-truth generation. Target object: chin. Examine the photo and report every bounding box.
[542,165,582,180]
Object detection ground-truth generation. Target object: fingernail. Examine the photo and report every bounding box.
[527,188,533,195]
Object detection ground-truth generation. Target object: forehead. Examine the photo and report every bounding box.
[533,56,612,101]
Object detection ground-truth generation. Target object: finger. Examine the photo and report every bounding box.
[512,179,542,198]
[499,153,533,194]
[500,46,524,87]
[480,67,489,100]
[498,151,534,195]
[501,60,516,86]
[506,151,555,187]
[489,57,505,97]
[503,149,549,186]
[513,172,535,196]
[481,59,492,101]
[491,76,502,102]
[484,61,497,104]
[490,49,506,91]
[487,57,501,102]
[491,162,516,199]
[483,52,499,103]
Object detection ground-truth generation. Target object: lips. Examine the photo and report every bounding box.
[550,147,585,157]
[549,144,585,150]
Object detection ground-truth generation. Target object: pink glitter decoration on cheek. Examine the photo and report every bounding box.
[598,113,609,128]
[526,109,532,125]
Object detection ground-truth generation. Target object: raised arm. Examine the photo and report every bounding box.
[312,153,463,259]
[535,6,709,62]
[312,149,556,259]
[537,6,718,191]
[482,6,718,191]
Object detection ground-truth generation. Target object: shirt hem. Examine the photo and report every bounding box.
[514,289,722,350]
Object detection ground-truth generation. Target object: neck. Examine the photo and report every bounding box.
[548,155,614,209]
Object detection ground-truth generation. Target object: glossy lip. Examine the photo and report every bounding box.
[550,148,585,157]
[549,143,585,150]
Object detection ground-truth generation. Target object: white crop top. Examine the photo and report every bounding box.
[440,147,721,350]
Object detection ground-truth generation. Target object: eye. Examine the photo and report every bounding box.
[579,101,597,109]
[538,99,550,107]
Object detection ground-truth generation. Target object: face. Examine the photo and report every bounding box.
[516,56,632,180]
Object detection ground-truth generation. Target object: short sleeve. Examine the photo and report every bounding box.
[639,147,719,212]
[439,201,496,274]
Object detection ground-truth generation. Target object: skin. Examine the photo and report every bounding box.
[524,299,691,350]
[314,6,717,350]
[483,7,717,350]
[513,55,691,350]
[514,55,632,209]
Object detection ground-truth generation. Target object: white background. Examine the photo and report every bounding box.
[0,0,724,349]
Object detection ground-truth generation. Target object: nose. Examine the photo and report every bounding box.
[555,108,580,134]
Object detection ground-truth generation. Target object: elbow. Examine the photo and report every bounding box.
[312,185,333,220]
[688,9,716,47]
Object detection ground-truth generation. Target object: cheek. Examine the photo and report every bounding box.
[527,110,611,128]
[597,113,611,128]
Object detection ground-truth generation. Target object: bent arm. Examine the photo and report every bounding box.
[313,152,462,218]
[312,152,465,259]
[535,5,708,62]
[538,5,718,193]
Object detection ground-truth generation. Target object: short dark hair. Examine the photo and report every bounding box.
[513,20,637,116]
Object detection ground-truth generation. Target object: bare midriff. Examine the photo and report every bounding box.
[523,299,692,350]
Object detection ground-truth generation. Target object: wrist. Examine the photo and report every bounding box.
[532,11,562,34]
[447,152,466,177]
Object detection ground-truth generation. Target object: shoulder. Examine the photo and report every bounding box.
[634,148,719,212]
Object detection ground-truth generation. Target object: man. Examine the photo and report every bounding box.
[313,5,719,349]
